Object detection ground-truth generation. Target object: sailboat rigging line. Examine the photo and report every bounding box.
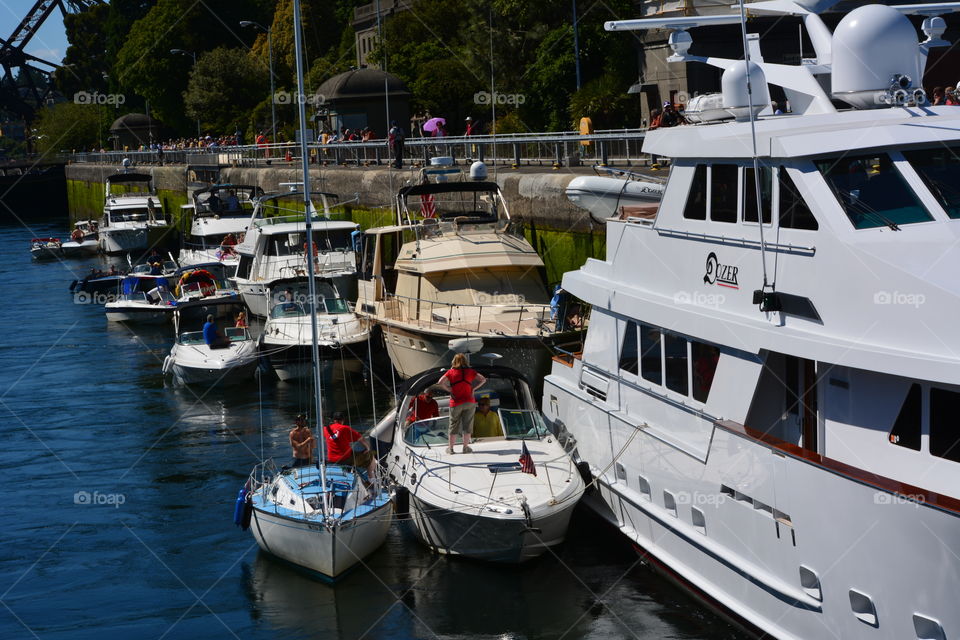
[367,323,378,426]
[738,1,770,291]
[293,0,330,516]
[489,5,497,178]
[258,360,264,461]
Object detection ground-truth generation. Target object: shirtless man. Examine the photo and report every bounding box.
[289,414,316,468]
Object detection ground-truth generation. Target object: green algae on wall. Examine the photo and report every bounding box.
[524,223,605,287]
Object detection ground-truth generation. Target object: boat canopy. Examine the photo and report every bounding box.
[398,181,500,198]
[122,275,168,295]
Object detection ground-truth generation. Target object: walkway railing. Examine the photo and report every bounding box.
[65,128,652,169]
[383,292,553,336]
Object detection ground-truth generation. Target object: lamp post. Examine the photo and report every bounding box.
[170,48,202,139]
[240,20,276,144]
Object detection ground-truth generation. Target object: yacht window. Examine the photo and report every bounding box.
[640,323,662,385]
[235,256,252,279]
[930,388,960,463]
[619,321,639,376]
[888,383,921,451]
[902,147,960,219]
[710,164,738,223]
[691,341,720,403]
[779,167,818,230]
[743,166,772,224]
[664,333,689,396]
[815,153,932,229]
[683,165,707,220]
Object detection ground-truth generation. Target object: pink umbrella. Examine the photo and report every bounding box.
[422,117,446,133]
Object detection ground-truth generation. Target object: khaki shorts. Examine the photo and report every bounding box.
[337,449,373,469]
[449,402,477,435]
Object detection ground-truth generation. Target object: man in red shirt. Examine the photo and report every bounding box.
[438,353,486,454]
[407,386,440,424]
[323,412,376,479]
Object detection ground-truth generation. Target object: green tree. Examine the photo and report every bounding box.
[183,47,269,135]
[33,102,112,155]
[56,2,111,99]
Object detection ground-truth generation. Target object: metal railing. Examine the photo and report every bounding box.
[64,128,653,169]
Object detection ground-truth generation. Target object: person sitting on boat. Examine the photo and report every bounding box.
[324,413,377,480]
[406,386,440,424]
[203,314,231,349]
[234,311,248,328]
[289,414,316,468]
[438,353,486,454]
[220,233,238,256]
[224,190,240,212]
[471,396,502,439]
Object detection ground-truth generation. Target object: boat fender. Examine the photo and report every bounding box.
[394,485,410,519]
[233,486,248,527]
[576,461,594,492]
[241,496,253,531]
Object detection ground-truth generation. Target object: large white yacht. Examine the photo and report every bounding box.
[545,3,960,639]
[356,181,577,382]
[99,172,173,255]
[232,191,358,318]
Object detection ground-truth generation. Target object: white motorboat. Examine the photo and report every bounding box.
[260,279,370,382]
[356,180,580,383]
[179,184,263,269]
[239,3,392,581]
[546,3,960,638]
[104,274,176,324]
[162,326,259,386]
[99,172,174,255]
[171,263,245,325]
[565,167,665,220]
[61,220,100,257]
[232,191,358,317]
[379,361,584,562]
[29,237,62,260]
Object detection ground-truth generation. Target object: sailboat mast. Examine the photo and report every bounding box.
[292,0,329,511]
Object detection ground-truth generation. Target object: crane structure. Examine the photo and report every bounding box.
[0,0,102,121]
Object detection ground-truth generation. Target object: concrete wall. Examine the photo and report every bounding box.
[65,164,606,283]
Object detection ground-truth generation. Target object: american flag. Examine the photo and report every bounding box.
[519,442,536,476]
[421,193,436,218]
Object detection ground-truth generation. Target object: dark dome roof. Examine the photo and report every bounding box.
[316,68,410,103]
[109,113,161,131]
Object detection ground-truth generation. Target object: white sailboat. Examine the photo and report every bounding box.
[239,0,392,580]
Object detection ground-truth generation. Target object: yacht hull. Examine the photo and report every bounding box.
[105,305,174,324]
[407,493,578,563]
[546,375,960,640]
[381,324,552,381]
[166,359,259,386]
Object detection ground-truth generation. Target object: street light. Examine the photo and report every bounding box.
[240,20,276,144]
[170,48,202,139]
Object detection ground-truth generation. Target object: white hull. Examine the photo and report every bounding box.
[407,492,578,563]
[105,305,174,324]
[382,323,552,381]
[166,358,259,386]
[61,240,99,257]
[238,274,356,318]
[99,228,148,254]
[546,374,960,639]
[179,248,238,270]
[250,501,393,578]
[163,341,259,386]
[565,175,664,219]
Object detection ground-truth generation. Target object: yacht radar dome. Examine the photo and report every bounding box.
[469,161,488,181]
[831,4,922,110]
[722,60,770,120]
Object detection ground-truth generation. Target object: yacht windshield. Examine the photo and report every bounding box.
[815,153,932,229]
[902,147,960,219]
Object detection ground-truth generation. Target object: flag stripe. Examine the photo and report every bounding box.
[519,441,536,476]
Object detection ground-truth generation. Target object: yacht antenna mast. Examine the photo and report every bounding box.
[737,2,772,295]
[293,0,330,514]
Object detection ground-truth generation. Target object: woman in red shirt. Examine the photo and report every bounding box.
[438,354,486,454]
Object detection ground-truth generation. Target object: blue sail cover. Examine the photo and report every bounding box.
[121,275,139,295]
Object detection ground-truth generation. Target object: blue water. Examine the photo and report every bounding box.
[0,220,742,639]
